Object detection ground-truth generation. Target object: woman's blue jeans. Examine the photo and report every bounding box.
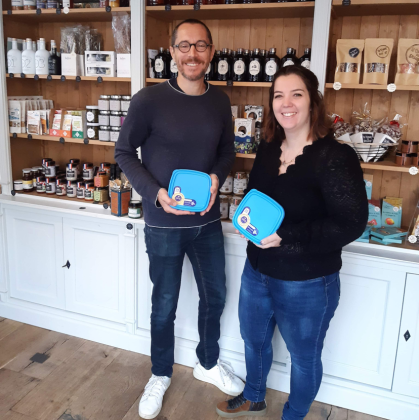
[239,259,340,420]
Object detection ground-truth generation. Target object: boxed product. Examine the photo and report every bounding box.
[117,54,131,78]
[147,49,158,78]
[335,39,365,84]
[364,174,373,200]
[85,51,116,77]
[371,226,408,240]
[371,236,402,245]
[367,199,381,228]
[61,53,85,77]
[8,100,21,134]
[395,39,419,86]
[231,105,243,119]
[234,118,255,154]
[363,38,394,85]
[244,105,264,127]
[27,110,41,135]
[382,197,402,228]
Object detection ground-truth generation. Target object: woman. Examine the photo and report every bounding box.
[216,66,368,419]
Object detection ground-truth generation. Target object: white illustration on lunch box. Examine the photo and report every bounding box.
[172,186,196,207]
[237,207,259,236]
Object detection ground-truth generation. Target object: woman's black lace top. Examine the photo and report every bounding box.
[246,134,368,281]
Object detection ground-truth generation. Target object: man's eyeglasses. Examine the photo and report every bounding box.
[173,41,212,53]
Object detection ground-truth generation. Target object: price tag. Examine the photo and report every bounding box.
[20,73,25,78]
[408,235,417,244]
[76,76,81,82]
[409,166,418,176]
[56,8,61,14]
[59,137,65,144]
[165,4,171,10]
[34,74,39,80]
[194,3,200,10]
[84,138,89,144]
[28,134,32,140]
[333,82,342,91]
[63,7,69,14]
[61,75,66,82]
[36,8,42,14]
[47,75,52,81]
[97,76,103,83]
[387,83,396,93]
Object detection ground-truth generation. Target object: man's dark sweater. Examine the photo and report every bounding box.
[246,135,368,281]
[115,80,235,228]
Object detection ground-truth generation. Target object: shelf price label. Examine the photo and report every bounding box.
[56,8,61,14]
[387,83,397,93]
[408,235,417,244]
[333,82,342,91]
[84,138,89,145]
[59,137,65,144]
[165,4,171,10]
[409,166,418,176]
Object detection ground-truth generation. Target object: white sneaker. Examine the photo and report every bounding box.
[193,359,245,396]
[138,374,171,419]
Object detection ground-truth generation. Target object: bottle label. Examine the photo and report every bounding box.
[206,64,211,75]
[218,60,228,75]
[265,60,277,76]
[283,59,295,67]
[154,58,164,73]
[301,60,310,69]
[23,180,33,190]
[86,111,95,122]
[234,60,245,76]
[87,128,96,138]
[249,60,261,76]
[170,59,178,73]
[220,203,228,219]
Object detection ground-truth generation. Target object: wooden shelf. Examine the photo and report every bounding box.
[360,160,416,173]
[325,83,419,92]
[146,2,314,21]
[332,0,419,17]
[6,74,131,83]
[10,133,115,147]
[146,78,272,88]
[2,7,131,23]
[236,153,256,159]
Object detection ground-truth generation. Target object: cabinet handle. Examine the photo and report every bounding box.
[126,223,133,230]
[404,330,411,341]
[62,260,71,269]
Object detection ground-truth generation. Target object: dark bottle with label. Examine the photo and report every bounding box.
[205,51,217,81]
[154,47,168,79]
[280,47,297,68]
[260,49,266,76]
[264,47,279,82]
[248,48,263,82]
[48,45,61,75]
[168,50,178,79]
[299,47,311,70]
[217,48,231,81]
[232,48,247,82]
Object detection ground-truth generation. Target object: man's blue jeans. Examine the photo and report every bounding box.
[144,220,226,378]
[239,259,340,420]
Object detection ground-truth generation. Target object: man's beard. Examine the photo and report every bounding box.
[178,59,207,81]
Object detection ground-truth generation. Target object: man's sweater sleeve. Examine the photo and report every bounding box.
[114,90,161,203]
[209,95,235,187]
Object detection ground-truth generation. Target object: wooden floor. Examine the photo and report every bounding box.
[0,317,385,420]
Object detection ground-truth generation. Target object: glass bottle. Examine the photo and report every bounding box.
[48,41,61,75]
[35,38,50,75]
[7,38,22,74]
[299,47,311,70]
[232,48,247,82]
[248,48,263,82]
[205,52,216,81]
[154,47,168,79]
[216,48,231,81]
[22,38,36,75]
[280,47,297,68]
[264,47,279,82]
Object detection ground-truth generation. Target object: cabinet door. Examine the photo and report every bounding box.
[4,207,65,309]
[321,258,405,389]
[63,218,128,323]
[392,274,419,398]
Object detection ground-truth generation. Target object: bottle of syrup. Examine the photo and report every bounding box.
[299,47,311,70]
[264,47,279,82]
[280,47,297,68]
[248,48,263,82]
[154,47,168,79]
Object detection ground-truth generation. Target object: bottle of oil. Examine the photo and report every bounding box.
[154,47,168,79]
[216,48,231,81]
[232,48,247,82]
[299,47,311,70]
[264,47,279,82]
[280,47,297,68]
[248,48,263,82]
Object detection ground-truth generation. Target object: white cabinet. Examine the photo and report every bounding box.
[4,207,66,309]
[321,257,405,389]
[393,274,419,398]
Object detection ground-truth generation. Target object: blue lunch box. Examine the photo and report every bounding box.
[233,189,285,244]
[168,169,212,213]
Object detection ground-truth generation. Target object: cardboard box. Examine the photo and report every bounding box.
[367,199,381,228]
[85,51,116,77]
[234,118,255,154]
[117,54,131,78]
[111,188,131,217]
[382,197,402,228]
[244,105,264,126]
[61,53,85,77]
[364,174,373,200]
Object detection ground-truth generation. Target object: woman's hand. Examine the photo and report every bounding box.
[236,229,248,241]
[256,232,282,249]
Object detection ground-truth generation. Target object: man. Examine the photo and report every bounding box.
[115,19,244,420]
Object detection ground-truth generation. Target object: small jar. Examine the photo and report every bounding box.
[22,168,34,192]
[100,162,112,174]
[395,151,413,167]
[86,106,99,124]
[76,181,86,199]
[23,0,36,9]
[98,95,111,111]
[87,123,100,140]
[42,158,53,170]
[46,176,57,194]
[99,0,109,6]
[401,141,419,154]
[95,170,110,187]
[109,0,120,6]
[229,196,243,220]
[121,111,128,125]
[220,173,233,194]
[32,166,43,187]
[110,126,121,142]
[46,1,58,8]
[99,125,111,142]
[110,111,122,127]
[94,187,109,203]
[36,0,47,8]
[110,95,122,111]
[69,158,81,172]
[14,180,23,191]
[121,95,131,112]
[233,172,248,196]
[85,182,95,201]
[220,195,229,220]
[99,110,111,125]
[128,200,143,219]
[67,180,77,198]
[44,160,56,177]
[82,163,95,180]
[411,153,418,167]
[66,163,78,181]
[36,176,46,193]
[12,1,24,11]
[56,178,67,196]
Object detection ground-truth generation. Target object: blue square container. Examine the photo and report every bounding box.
[233,189,285,245]
[168,169,212,213]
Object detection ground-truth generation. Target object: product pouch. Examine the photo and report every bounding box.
[363,38,394,85]
[395,39,419,86]
[335,39,365,84]
[8,100,21,133]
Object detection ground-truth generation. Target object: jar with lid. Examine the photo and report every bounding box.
[99,0,109,6]
[22,168,34,192]
[100,162,112,174]
[42,158,52,170]
[12,1,24,10]
[98,95,111,111]
[95,171,110,187]
[84,182,95,201]
[36,176,46,193]
[233,172,248,196]
[110,95,122,111]
[128,200,143,219]
[67,180,77,197]
[76,181,86,199]
[99,125,111,142]
[69,158,80,171]
[87,123,100,140]
[23,0,36,10]
[46,176,56,194]
[82,163,94,180]
[110,111,122,127]
[44,160,56,177]
[220,195,229,220]
[94,187,109,203]
[86,106,99,124]
[121,95,131,112]
[99,110,110,125]
[56,178,67,196]
[220,173,233,194]
[32,166,43,187]
[121,111,128,125]
[110,126,121,142]
[66,163,78,181]
[14,180,23,191]
[229,196,243,220]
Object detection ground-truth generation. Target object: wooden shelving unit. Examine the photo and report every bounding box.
[10,133,116,147]
[146,78,272,88]
[332,0,419,17]
[6,73,131,83]
[325,83,419,92]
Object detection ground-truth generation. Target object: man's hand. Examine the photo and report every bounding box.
[158,188,194,216]
[200,174,219,216]
[255,232,282,249]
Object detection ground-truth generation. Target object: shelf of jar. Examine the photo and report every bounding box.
[6,73,131,83]
[325,83,419,92]
[10,133,116,147]
[2,7,131,23]
[146,78,272,87]
[145,2,314,21]
[332,0,419,17]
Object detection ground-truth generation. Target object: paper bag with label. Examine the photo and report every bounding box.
[394,39,419,86]
[335,39,365,84]
[363,38,394,85]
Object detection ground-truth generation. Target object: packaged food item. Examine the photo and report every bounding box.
[229,196,242,221]
[27,110,41,135]
[395,39,419,86]
[220,173,233,194]
[14,180,23,191]
[363,38,394,85]
[330,114,353,142]
[56,178,67,196]
[77,181,85,199]
[335,39,365,84]
[382,197,402,228]
[367,199,381,228]
[401,141,418,154]
[87,123,100,140]
[86,106,99,123]
[128,200,143,219]
[377,114,403,143]
[364,174,373,200]
[244,105,264,128]
[8,100,21,133]
[233,172,248,196]
[220,195,229,220]
[99,125,111,141]
[234,118,255,154]
[395,151,414,166]
[12,1,24,10]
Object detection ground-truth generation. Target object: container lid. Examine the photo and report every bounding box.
[86,106,99,110]
[87,123,100,126]
[45,160,55,165]
[129,200,142,208]
[99,95,111,99]
[122,96,131,100]
[14,179,23,184]
[110,111,122,115]
[70,158,80,163]
[232,189,285,245]
[122,112,128,116]
[46,176,56,181]
[85,182,94,187]
[110,95,122,99]
[168,169,212,213]
[100,125,111,130]
[99,110,111,114]
[22,168,32,173]
[100,162,111,166]
[77,181,85,187]
[67,180,77,185]
[36,176,45,181]
[83,162,94,167]
[111,127,121,131]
